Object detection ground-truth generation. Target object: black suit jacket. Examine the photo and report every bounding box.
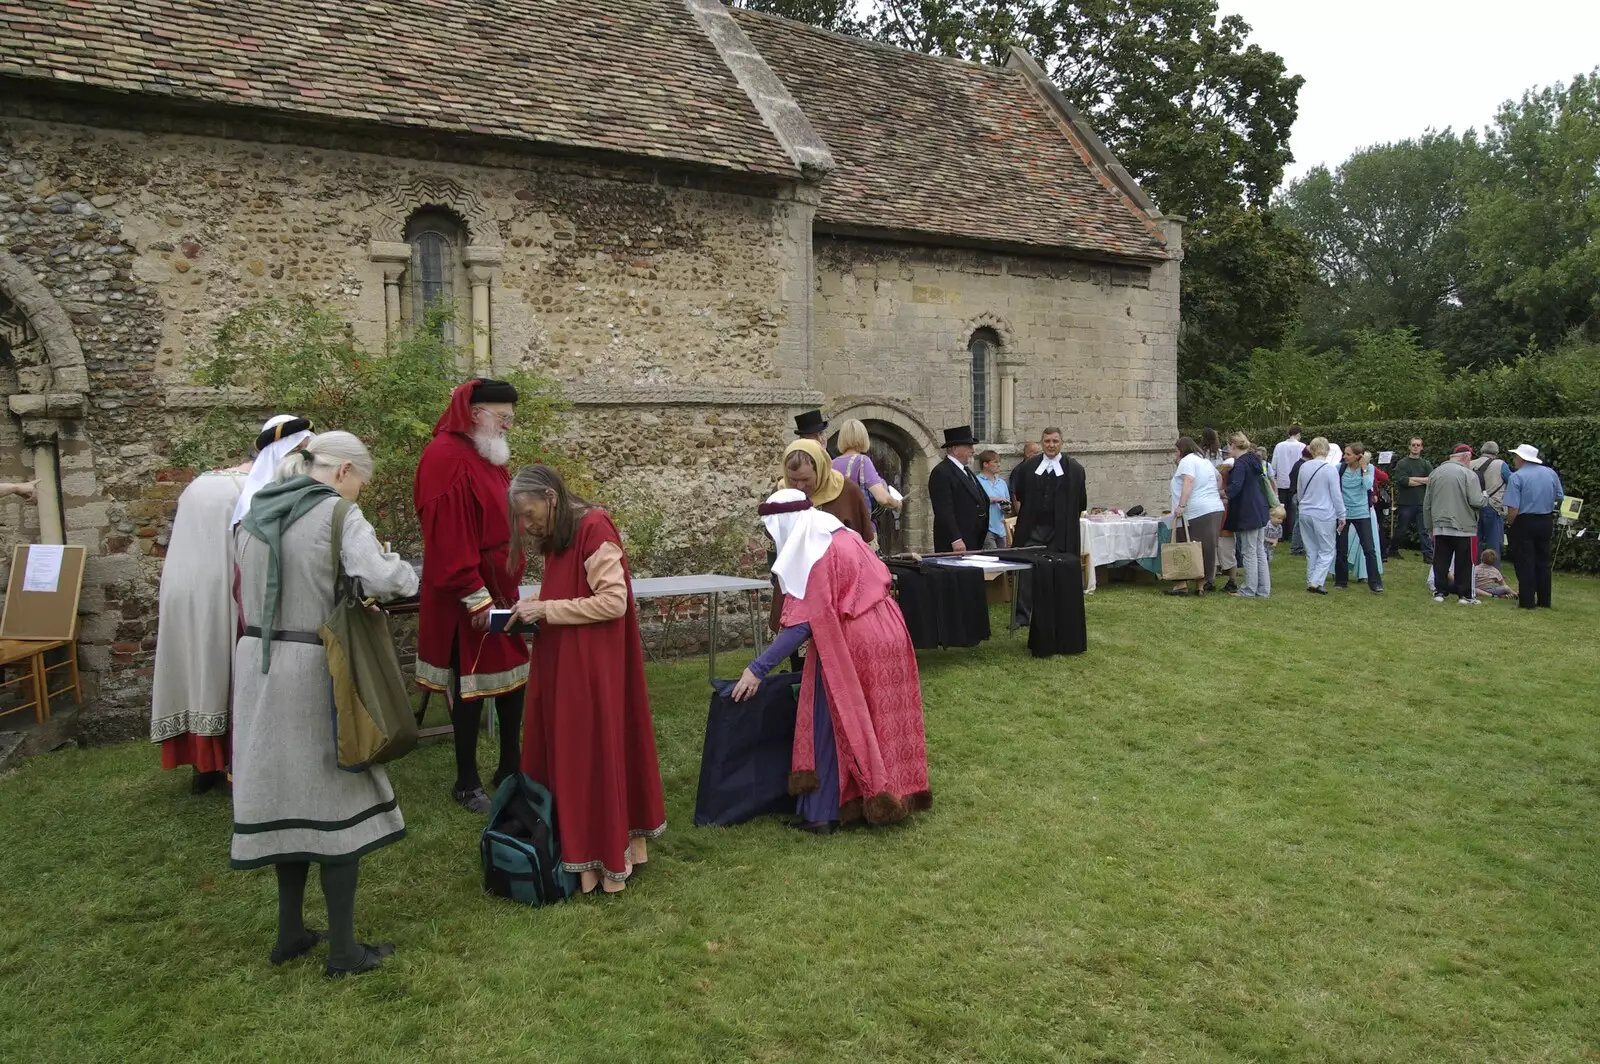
[1012,454,1088,554]
[928,457,989,552]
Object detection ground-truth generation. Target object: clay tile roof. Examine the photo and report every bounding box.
[733,10,1168,260]
[0,0,800,177]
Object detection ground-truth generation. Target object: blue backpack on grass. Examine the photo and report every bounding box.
[481,773,578,906]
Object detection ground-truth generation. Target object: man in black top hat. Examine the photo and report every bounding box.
[793,409,828,444]
[927,425,988,552]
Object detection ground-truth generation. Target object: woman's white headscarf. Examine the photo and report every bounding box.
[761,488,842,600]
[230,414,314,528]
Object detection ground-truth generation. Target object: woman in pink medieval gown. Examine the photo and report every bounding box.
[731,488,931,833]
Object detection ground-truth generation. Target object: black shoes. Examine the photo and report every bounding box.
[190,770,227,796]
[325,943,395,979]
[269,929,327,966]
[453,786,492,815]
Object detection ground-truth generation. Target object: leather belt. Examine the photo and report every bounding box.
[242,625,322,646]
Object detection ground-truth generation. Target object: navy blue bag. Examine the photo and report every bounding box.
[693,672,800,827]
[481,773,579,906]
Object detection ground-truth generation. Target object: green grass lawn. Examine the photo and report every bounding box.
[3,554,1599,1064]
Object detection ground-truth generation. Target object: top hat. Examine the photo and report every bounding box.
[941,425,977,448]
[794,409,828,437]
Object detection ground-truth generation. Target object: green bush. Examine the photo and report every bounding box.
[175,296,582,557]
[1191,331,1600,427]
[1225,416,1600,572]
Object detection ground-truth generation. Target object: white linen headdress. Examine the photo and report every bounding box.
[760,488,843,600]
[230,414,315,528]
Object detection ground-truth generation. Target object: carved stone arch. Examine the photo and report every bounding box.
[824,396,942,463]
[371,176,500,246]
[958,311,1021,365]
[823,396,945,551]
[0,251,90,399]
[2,250,94,549]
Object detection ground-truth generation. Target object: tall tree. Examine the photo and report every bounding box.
[734,0,1310,393]
[1463,70,1600,355]
[733,0,870,33]
[1276,132,1478,359]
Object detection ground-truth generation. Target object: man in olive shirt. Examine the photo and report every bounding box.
[1389,437,1433,562]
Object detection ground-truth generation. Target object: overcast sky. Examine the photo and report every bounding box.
[1216,0,1600,188]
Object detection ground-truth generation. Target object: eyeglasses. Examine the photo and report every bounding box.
[479,410,515,428]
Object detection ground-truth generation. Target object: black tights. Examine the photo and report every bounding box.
[451,687,524,793]
[275,860,364,969]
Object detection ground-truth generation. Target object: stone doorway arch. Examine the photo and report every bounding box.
[1,251,92,545]
[823,397,943,552]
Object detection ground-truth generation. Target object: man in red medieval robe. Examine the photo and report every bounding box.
[415,379,528,814]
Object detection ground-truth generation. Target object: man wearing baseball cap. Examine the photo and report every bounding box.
[1423,444,1486,604]
[1505,444,1565,609]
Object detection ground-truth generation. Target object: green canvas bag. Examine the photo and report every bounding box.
[320,499,417,771]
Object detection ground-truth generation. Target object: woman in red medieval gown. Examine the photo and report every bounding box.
[508,465,665,895]
[732,488,931,833]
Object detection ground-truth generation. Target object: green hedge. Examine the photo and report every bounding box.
[1198,417,1600,573]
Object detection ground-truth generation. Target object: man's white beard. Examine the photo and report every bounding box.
[472,430,511,467]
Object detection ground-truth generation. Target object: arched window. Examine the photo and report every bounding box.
[402,208,465,341]
[969,327,999,441]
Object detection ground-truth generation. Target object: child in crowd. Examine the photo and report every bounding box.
[1264,505,1286,561]
[1474,549,1516,599]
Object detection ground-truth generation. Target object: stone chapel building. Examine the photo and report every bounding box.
[0,0,1180,734]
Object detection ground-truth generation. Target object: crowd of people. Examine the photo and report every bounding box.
[139,385,1576,978]
[149,390,936,977]
[1172,425,1566,608]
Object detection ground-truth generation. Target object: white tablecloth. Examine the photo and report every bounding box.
[1080,517,1163,592]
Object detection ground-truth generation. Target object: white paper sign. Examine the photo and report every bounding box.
[22,544,64,593]
[1378,451,1395,465]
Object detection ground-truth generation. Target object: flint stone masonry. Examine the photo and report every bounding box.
[0,115,814,736]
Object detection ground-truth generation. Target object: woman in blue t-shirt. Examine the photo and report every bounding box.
[1335,443,1384,592]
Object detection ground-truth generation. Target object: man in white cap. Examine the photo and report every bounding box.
[151,414,312,793]
[1505,444,1564,609]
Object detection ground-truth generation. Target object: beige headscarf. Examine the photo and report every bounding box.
[782,439,844,506]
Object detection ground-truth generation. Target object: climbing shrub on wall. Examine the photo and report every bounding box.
[174,295,580,557]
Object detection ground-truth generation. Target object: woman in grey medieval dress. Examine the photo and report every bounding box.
[231,431,418,978]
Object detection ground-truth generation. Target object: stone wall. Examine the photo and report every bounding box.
[0,111,813,735]
[811,233,1180,532]
[1,103,1180,737]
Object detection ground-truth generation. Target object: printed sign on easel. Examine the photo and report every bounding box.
[2,544,87,641]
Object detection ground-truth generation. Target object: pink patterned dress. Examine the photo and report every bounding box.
[780,528,931,823]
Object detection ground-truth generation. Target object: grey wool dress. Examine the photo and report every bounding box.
[230,498,419,869]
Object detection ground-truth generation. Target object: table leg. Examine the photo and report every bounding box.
[707,592,721,684]
[1009,571,1021,635]
[748,589,766,653]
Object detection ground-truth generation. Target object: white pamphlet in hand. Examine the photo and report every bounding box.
[887,485,904,504]
[1377,451,1395,465]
